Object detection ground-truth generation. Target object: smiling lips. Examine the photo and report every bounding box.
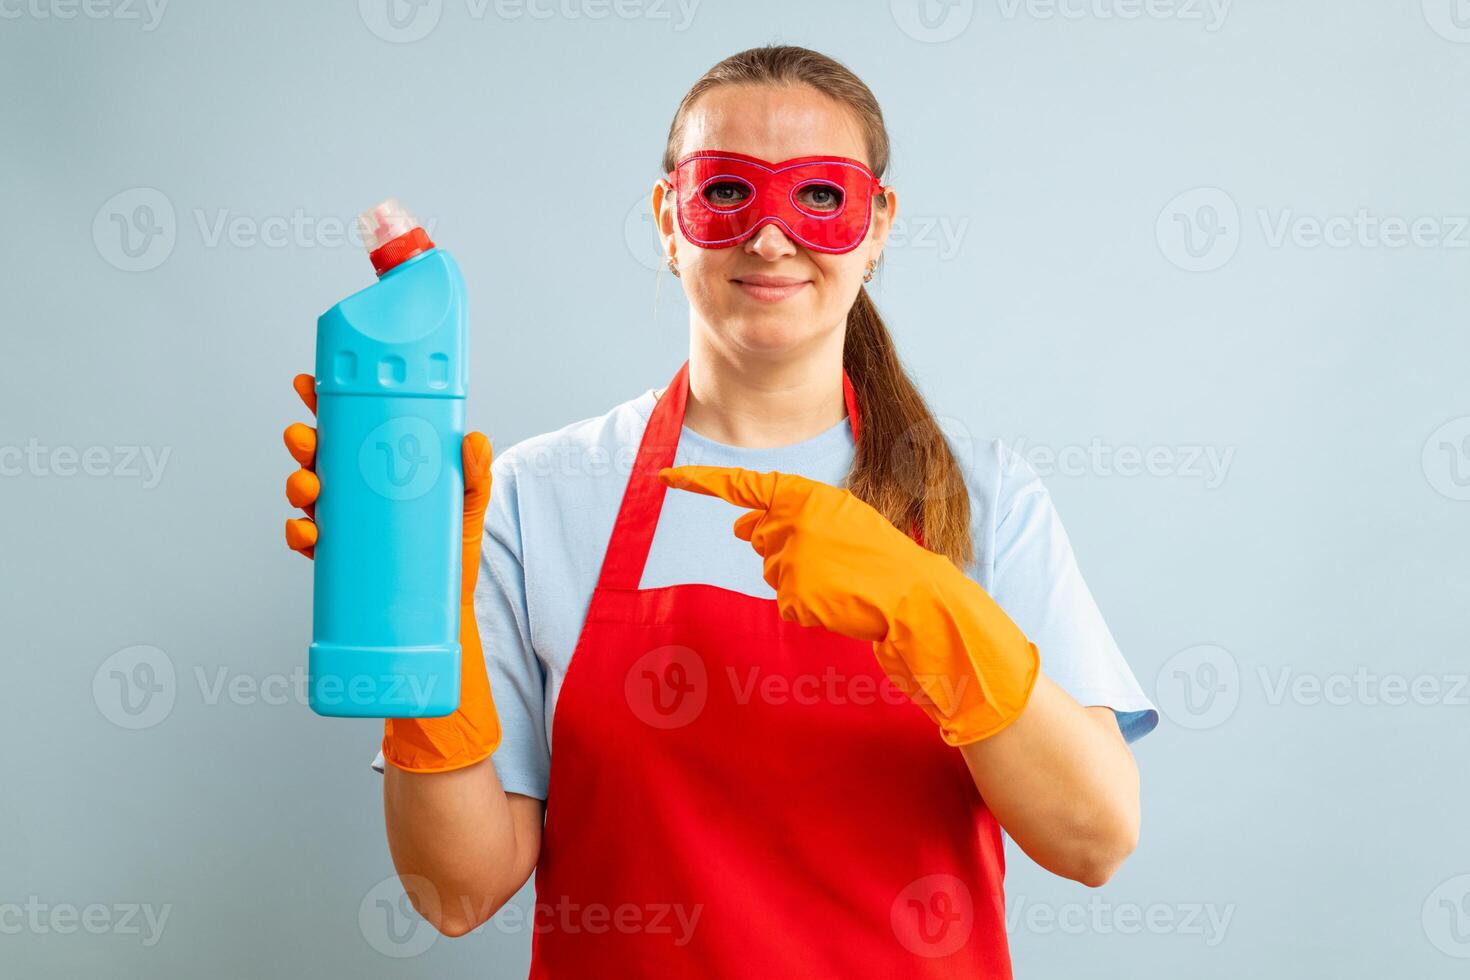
[732,274,810,302]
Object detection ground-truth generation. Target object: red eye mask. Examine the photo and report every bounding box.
[666,150,884,255]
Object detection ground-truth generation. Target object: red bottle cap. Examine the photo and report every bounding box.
[357,199,435,276]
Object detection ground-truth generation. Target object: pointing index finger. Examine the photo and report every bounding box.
[658,466,778,509]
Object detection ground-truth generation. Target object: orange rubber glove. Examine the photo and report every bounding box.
[659,465,1041,746]
[285,373,502,772]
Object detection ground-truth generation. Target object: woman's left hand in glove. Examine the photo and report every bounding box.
[659,465,1041,745]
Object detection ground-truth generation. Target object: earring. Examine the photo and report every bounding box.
[667,255,680,278]
[862,259,877,283]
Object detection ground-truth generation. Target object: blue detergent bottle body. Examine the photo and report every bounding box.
[309,199,465,718]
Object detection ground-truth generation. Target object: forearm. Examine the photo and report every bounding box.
[959,674,1140,887]
[383,757,540,936]
[654,465,1143,884]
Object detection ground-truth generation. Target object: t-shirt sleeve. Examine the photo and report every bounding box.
[984,441,1158,744]
[371,452,553,796]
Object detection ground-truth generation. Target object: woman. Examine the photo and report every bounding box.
[284,45,1156,978]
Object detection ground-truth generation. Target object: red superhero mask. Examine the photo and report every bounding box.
[666,150,885,254]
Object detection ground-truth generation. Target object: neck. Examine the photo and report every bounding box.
[678,326,847,449]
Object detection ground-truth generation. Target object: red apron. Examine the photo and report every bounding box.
[529,361,1011,978]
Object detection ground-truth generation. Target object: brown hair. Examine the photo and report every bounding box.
[660,44,974,567]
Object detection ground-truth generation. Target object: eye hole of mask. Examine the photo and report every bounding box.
[791,180,845,216]
[699,176,755,211]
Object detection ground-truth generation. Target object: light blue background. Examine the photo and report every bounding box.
[3,1,1468,977]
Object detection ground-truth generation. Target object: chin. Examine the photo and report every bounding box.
[722,316,820,356]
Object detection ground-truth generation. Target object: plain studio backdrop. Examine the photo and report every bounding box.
[2,1,1467,977]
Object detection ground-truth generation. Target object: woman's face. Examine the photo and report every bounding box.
[654,84,897,358]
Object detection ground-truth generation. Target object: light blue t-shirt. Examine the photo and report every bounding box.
[373,385,1158,793]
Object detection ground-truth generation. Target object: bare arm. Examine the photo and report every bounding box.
[283,374,544,935]
[960,674,1140,887]
[384,758,544,937]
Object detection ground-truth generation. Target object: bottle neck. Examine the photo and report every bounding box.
[376,246,436,281]
[369,226,435,276]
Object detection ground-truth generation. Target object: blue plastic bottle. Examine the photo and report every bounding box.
[308,199,465,718]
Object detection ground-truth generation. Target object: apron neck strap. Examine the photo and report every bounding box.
[594,359,862,593]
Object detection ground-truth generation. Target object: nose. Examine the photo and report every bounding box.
[742,220,798,259]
